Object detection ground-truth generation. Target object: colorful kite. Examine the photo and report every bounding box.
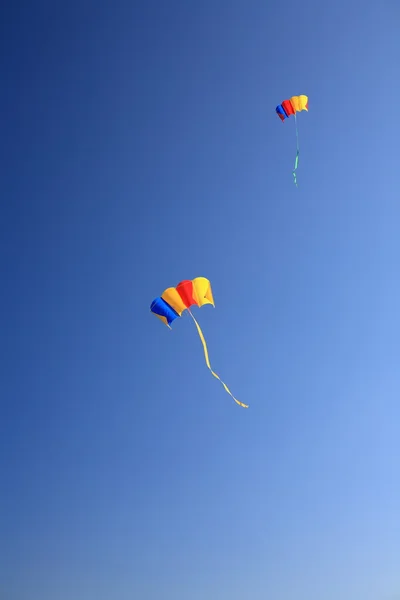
[276,94,308,186]
[150,277,248,408]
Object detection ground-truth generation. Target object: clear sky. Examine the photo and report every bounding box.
[1,1,399,599]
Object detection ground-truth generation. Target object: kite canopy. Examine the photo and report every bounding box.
[276,95,308,122]
[150,277,214,328]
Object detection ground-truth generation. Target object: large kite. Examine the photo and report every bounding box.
[276,94,308,186]
[150,277,248,408]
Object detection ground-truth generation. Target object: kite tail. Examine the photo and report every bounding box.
[293,113,299,187]
[188,309,248,408]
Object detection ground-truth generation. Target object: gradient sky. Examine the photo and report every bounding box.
[1,2,400,599]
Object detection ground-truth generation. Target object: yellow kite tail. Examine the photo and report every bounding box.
[188,309,248,408]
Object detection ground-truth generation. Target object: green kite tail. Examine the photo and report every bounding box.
[293,113,299,187]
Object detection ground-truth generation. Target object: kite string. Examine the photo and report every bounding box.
[293,112,299,186]
[187,308,248,408]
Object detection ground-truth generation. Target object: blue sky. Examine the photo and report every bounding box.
[1,1,399,599]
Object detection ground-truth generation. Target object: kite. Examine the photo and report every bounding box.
[276,94,308,186]
[150,277,248,408]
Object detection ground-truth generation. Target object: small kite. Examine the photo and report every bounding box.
[276,94,309,186]
[150,277,248,408]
